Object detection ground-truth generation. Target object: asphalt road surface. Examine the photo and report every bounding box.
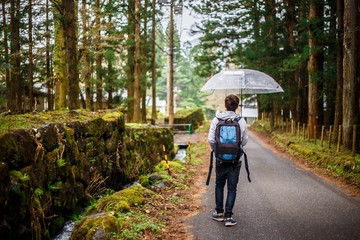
[188,132,360,240]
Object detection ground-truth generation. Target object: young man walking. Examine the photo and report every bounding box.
[207,94,248,226]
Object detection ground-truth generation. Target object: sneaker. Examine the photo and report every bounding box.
[224,217,237,226]
[212,212,224,222]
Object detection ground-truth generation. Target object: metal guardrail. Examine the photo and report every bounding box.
[156,124,192,135]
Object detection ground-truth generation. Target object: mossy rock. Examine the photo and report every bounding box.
[157,160,185,171]
[139,175,150,187]
[129,184,157,198]
[114,189,145,206]
[0,130,36,169]
[85,118,108,138]
[0,162,10,207]
[70,212,121,240]
[64,127,81,165]
[35,123,58,152]
[85,195,131,216]
[65,121,87,139]
[343,161,354,171]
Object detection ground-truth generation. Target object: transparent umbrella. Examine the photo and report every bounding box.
[200,69,284,94]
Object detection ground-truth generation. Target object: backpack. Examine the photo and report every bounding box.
[214,117,242,163]
[206,117,251,185]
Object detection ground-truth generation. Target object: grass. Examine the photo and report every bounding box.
[250,119,360,190]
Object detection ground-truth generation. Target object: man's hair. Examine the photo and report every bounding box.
[225,94,239,111]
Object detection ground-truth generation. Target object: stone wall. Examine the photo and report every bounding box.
[0,113,174,239]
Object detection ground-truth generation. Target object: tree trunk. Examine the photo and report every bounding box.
[127,0,135,122]
[2,0,10,111]
[287,0,297,121]
[168,0,174,125]
[9,0,21,112]
[46,0,53,110]
[342,0,359,149]
[141,0,148,123]
[63,0,80,109]
[296,0,308,124]
[308,0,324,137]
[133,0,142,122]
[95,0,102,110]
[107,60,113,109]
[54,7,67,110]
[106,1,113,109]
[324,0,337,126]
[28,0,34,111]
[334,0,344,126]
[82,0,91,109]
[151,0,157,122]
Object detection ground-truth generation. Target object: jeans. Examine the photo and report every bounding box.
[215,161,241,218]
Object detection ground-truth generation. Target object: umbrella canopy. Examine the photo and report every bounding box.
[200,69,284,94]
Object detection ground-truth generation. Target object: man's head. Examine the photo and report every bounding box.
[225,94,239,111]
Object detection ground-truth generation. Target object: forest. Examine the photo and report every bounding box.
[1,0,360,150]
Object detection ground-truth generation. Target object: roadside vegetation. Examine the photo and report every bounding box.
[250,120,360,191]
[70,142,207,239]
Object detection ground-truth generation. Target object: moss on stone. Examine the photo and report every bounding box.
[157,160,185,171]
[129,185,157,198]
[85,195,131,216]
[86,118,107,137]
[114,189,145,206]
[70,213,121,240]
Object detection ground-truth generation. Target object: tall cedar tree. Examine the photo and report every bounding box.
[53,4,67,109]
[2,0,10,111]
[307,0,324,137]
[151,0,157,121]
[334,0,344,126]
[342,0,359,148]
[95,0,102,110]
[141,0,148,122]
[133,0,142,123]
[28,0,34,110]
[82,0,92,109]
[127,0,135,122]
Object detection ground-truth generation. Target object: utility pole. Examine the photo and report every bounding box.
[168,0,174,125]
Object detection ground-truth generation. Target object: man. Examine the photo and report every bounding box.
[207,94,248,226]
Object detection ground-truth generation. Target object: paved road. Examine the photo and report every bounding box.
[188,132,360,240]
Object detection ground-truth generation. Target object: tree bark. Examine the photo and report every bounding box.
[9,0,21,112]
[107,0,113,109]
[342,0,359,148]
[308,0,324,137]
[63,0,80,109]
[95,0,102,110]
[133,0,142,122]
[151,0,157,122]
[287,0,297,121]
[82,0,91,109]
[127,0,135,122]
[46,0,53,110]
[2,0,10,111]
[168,0,174,125]
[54,6,67,110]
[28,0,34,111]
[296,0,308,124]
[141,0,148,123]
[334,0,344,126]
[324,0,337,125]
